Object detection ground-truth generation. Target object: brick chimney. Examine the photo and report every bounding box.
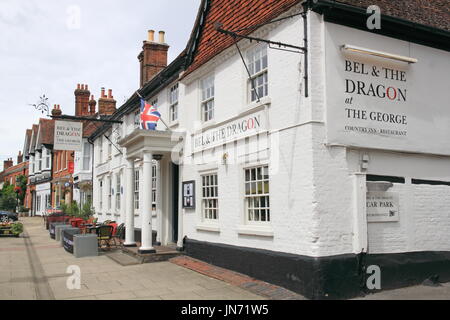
[98,88,116,115]
[74,83,91,116]
[51,104,62,117]
[17,151,23,164]
[3,158,13,170]
[88,95,97,115]
[138,30,169,87]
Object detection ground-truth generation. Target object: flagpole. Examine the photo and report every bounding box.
[135,90,172,132]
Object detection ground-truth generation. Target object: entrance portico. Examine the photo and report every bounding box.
[119,129,183,254]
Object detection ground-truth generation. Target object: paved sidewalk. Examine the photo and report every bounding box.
[171,256,304,300]
[0,217,265,300]
[3,217,450,300]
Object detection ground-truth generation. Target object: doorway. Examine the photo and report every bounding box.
[171,163,179,243]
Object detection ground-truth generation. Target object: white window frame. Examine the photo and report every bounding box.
[247,43,268,102]
[200,75,214,122]
[45,148,50,169]
[134,110,140,128]
[150,98,158,107]
[99,139,103,164]
[243,165,270,225]
[116,173,121,211]
[99,179,103,210]
[201,172,219,221]
[169,83,179,122]
[37,151,42,172]
[83,142,90,171]
[107,175,112,210]
[108,139,112,159]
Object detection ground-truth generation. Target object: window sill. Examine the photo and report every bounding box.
[237,224,274,237]
[238,96,271,116]
[200,120,217,131]
[196,223,220,233]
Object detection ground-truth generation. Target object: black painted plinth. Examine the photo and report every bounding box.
[184,238,450,299]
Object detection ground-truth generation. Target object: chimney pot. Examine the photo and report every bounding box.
[85,84,89,90]
[101,87,105,98]
[77,84,80,89]
[148,30,155,42]
[159,31,165,43]
[108,89,112,98]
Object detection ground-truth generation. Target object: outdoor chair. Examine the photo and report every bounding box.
[112,223,125,247]
[96,225,115,249]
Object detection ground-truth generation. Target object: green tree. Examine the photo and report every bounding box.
[0,182,18,212]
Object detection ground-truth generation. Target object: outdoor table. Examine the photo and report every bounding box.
[85,223,104,233]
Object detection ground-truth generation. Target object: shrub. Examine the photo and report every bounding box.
[11,222,23,236]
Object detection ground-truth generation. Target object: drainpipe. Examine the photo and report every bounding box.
[302,1,309,97]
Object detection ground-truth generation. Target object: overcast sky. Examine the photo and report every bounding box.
[0,0,200,170]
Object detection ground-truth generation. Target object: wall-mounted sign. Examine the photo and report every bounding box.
[366,191,399,222]
[54,121,83,152]
[182,181,195,209]
[325,24,450,155]
[68,161,74,174]
[192,110,267,153]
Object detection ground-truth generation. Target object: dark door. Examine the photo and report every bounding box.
[171,163,179,242]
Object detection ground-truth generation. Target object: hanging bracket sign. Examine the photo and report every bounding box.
[54,120,83,152]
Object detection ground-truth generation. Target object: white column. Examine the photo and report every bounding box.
[124,158,136,246]
[155,157,163,245]
[139,152,155,253]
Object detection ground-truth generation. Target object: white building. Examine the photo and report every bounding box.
[73,137,93,208]
[27,119,54,216]
[90,0,450,299]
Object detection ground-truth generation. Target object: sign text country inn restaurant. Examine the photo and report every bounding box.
[89,0,450,299]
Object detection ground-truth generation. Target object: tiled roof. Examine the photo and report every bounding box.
[336,0,450,32]
[23,129,32,158]
[83,121,98,138]
[184,0,301,76]
[184,0,449,76]
[29,124,39,153]
[37,118,54,147]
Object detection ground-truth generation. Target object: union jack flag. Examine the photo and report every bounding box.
[140,98,161,130]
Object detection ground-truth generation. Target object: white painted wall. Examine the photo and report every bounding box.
[179,4,320,256]
[90,6,450,258]
[307,15,450,257]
